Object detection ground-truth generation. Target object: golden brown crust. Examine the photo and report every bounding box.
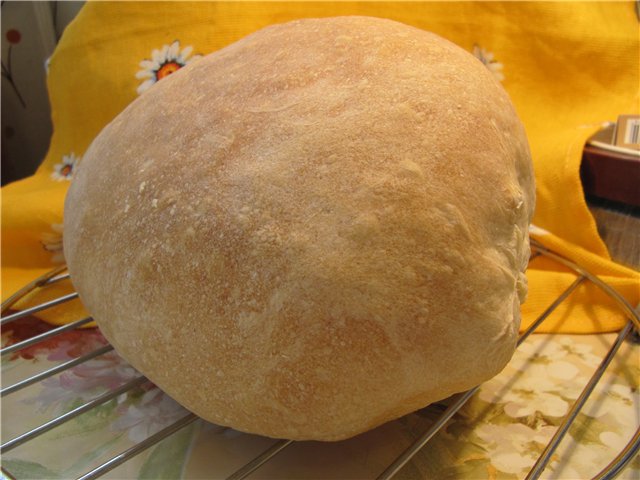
[64,16,534,441]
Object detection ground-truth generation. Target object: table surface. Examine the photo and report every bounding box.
[1,315,638,480]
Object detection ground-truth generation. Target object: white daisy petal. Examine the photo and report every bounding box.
[139,59,158,70]
[137,78,156,94]
[51,164,63,180]
[168,41,180,60]
[151,48,162,64]
[160,44,170,61]
[135,69,153,79]
[185,54,202,66]
[180,45,193,60]
[493,71,505,82]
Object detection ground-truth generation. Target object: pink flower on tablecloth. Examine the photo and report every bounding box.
[7,324,107,362]
[111,387,188,442]
[57,352,138,390]
[42,328,107,362]
[26,349,138,414]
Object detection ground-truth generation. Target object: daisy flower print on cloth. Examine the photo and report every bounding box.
[51,152,80,181]
[136,40,201,94]
[472,44,504,82]
[41,223,65,264]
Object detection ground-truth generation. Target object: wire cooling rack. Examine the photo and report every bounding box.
[1,238,638,480]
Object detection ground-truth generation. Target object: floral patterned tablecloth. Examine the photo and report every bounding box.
[1,316,638,480]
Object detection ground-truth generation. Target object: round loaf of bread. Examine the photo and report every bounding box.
[64,16,535,441]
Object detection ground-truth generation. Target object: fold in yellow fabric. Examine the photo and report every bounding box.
[2,2,638,332]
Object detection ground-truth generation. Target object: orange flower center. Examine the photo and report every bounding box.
[156,61,182,80]
[61,165,73,176]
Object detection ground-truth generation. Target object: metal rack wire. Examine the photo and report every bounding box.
[1,238,638,480]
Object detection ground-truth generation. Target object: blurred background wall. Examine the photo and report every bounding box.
[2,1,84,185]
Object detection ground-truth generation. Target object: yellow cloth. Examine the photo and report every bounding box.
[2,2,639,332]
